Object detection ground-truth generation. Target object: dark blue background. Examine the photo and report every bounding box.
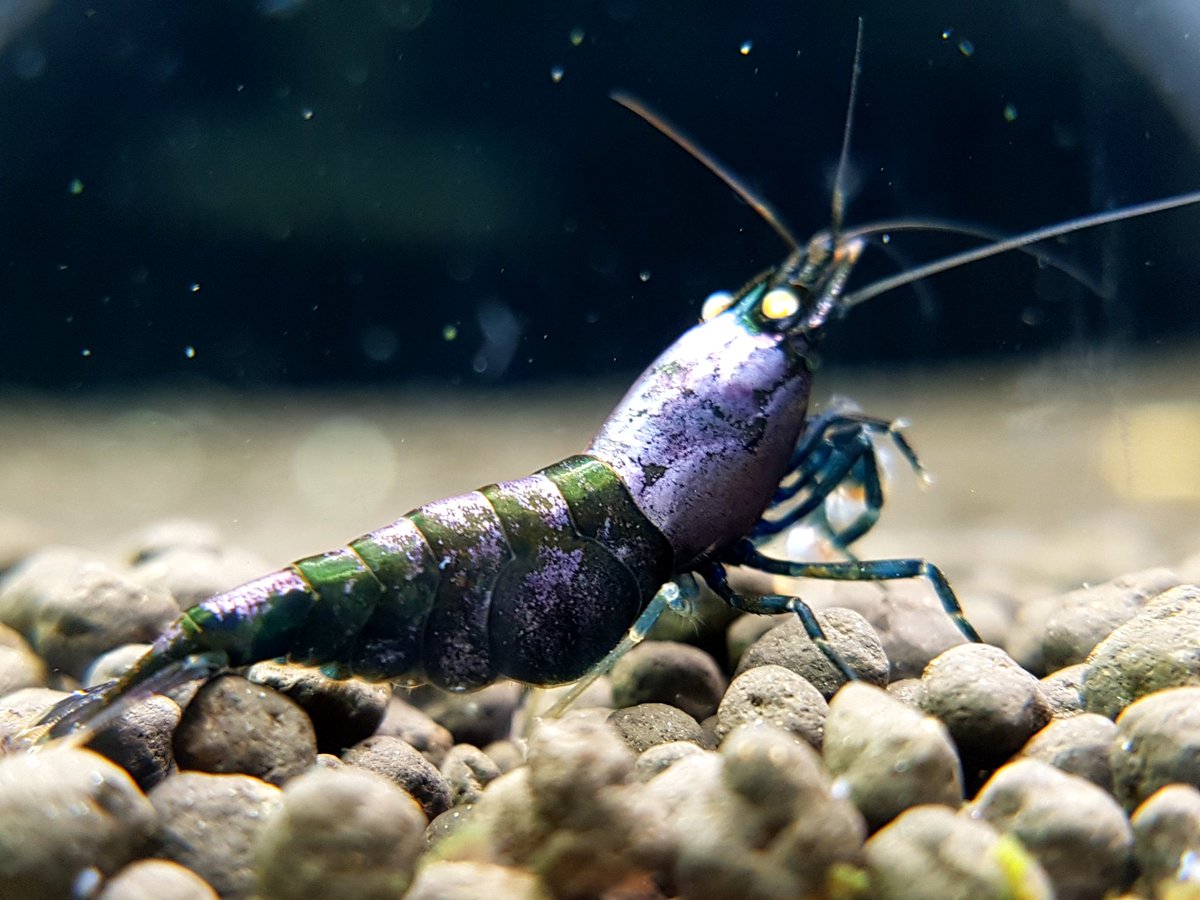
[3,0,1199,389]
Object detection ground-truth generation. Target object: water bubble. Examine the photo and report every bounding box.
[569,25,585,46]
[958,39,975,57]
[739,40,753,56]
[301,107,314,120]
[1003,103,1018,122]
[550,65,565,83]
[81,348,92,358]
[638,270,651,282]
[190,282,201,292]
[442,324,458,341]
[360,325,398,362]
[183,346,196,359]
[68,178,84,195]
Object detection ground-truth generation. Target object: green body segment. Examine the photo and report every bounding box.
[164,455,673,692]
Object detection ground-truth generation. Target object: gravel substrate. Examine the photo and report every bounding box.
[1,524,1199,899]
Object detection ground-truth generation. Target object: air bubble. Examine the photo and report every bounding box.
[184,346,196,359]
[550,65,565,83]
[739,40,753,56]
[569,26,585,46]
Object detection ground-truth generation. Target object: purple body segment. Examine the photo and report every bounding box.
[347,516,439,680]
[482,473,648,684]
[588,312,812,567]
[409,491,509,691]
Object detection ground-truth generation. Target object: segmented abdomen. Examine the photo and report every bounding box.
[186,455,673,691]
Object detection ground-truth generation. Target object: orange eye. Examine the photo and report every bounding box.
[761,288,799,320]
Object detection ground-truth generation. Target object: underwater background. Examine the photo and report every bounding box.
[1,0,1199,578]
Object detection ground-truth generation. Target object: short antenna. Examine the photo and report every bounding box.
[610,92,801,251]
[830,18,865,240]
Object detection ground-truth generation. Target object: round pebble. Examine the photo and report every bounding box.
[482,738,524,773]
[125,519,224,562]
[0,747,155,900]
[919,643,1050,768]
[634,740,707,782]
[610,640,726,720]
[726,612,785,670]
[715,663,828,748]
[374,695,454,766]
[88,694,182,789]
[173,674,317,785]
[736,608,888,698]
[130,543,265,609]
[885,677,924,708]
[865,804,1052,899]
[98,859,218,900]
[405,860,550,900]
[824,682,963,829]
[413,680,522,747]
[481,717,667,897]
[1111,685,1200,810]
[1018,712,1116,791]
[1083,584,1200,719]
[245,659,390,754]
[440,742,501,806]
[1130,784,1200,893]
[254,766,427,899]
[847,579,969,680]
[967,758,1133,900]
[0,685,67,750]
[342,734,451,818]
[1039,663,1085,718]
[608,702,705,753]
[83,643,151,687]
[0,549,178,678]
[1041,568,1181,672]
[0,623,46,695]
[672,724,866,899]
[149,771,282,899]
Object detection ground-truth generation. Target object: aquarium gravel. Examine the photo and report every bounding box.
[0,527,1199,898]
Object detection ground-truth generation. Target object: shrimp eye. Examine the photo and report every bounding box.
[761,287,800,320]
[700,290,735,322]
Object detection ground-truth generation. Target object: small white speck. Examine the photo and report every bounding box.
[81,348,91,357]
[184,346,196,359]
[190,282,201,292]
[550,65,565,83]
[301,107,314,120]
[739,39,753,55]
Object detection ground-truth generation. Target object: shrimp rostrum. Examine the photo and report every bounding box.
[33,82,1200,743]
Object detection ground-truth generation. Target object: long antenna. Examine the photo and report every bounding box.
[840,189,1200,310]
[610,92,801,251]
[830,18,865,240]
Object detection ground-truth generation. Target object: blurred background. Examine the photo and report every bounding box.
[1,0,1198,587]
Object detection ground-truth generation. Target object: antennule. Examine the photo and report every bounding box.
[831,18,865,239]
[610,92,801,251]
[840,189,1200,310]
